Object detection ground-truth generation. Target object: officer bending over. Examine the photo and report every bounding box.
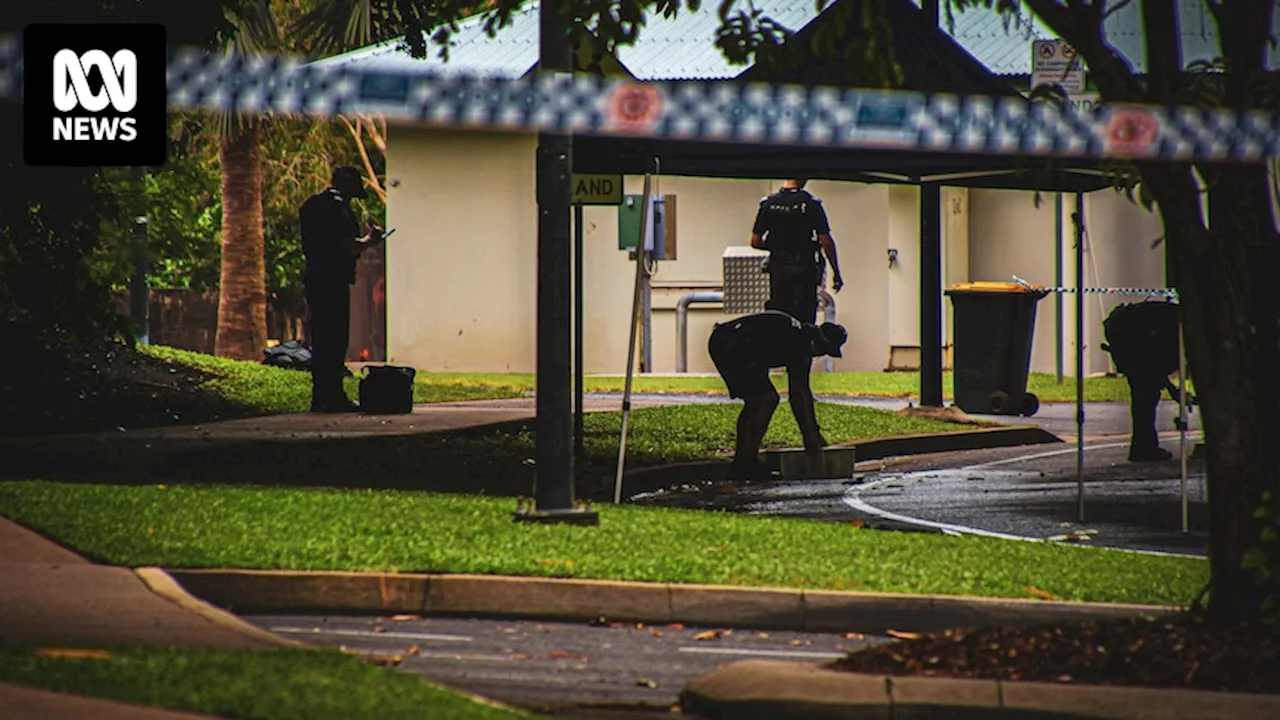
[299,166,387,413]
[708,310,848,481]
[750,178,844,324]
[1101,299,1190,462]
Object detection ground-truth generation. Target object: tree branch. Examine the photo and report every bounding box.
[339,114,387,204]
[1141,0,1181,104]
[1021,0,1145,101]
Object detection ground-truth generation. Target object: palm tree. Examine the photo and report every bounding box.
[214,0,378,360]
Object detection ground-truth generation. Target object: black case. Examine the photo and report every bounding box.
[358,365,416,414]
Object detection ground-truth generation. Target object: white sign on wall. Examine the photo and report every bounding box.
[1032,39,1086,94]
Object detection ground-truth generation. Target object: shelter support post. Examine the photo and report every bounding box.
[1055,192,1063,384]
[518,0,596,525]
[920,183,943,407]
[574,202,585,465]
[1074,193,1085,523]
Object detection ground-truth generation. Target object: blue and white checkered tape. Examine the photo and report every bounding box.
[1,33,1277,163]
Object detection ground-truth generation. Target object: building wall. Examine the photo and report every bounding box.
[967,187,1166,377]
[383,126,1168,379]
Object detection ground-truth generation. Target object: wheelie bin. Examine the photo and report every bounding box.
[944,281,1050,417]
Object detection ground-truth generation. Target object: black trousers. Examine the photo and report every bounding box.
[1126,373,1165,452]
[305,277,352,408]
[767,261,820,325]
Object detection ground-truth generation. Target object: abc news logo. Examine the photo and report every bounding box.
[24,24,167,167]
[53,48,140,142]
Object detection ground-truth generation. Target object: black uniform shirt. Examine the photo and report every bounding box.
[1103,300,1180,377]
[718,311,819,370]
[300,188,360,286]
[751,187,830,264]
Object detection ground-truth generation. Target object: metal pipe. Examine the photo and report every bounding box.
[821,291,837,373]
[1074,193,1086,523]
[675,291,724,373]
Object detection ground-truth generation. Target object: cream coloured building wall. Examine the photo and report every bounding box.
[967,188,1166,378]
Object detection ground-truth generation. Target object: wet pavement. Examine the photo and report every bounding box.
[633,433,1209,558]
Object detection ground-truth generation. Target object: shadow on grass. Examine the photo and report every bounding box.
[0,418,724,503]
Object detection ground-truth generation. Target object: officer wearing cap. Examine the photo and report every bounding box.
[299,166,387,413]
[750,178,844,325]
[707,310,849,481]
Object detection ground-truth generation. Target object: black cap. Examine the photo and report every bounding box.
[818,322,847,357]
[331,165,368,199]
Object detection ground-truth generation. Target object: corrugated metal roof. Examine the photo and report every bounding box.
[924,0,1280,76]
[308,0,821,81]
[312,0,1280,81]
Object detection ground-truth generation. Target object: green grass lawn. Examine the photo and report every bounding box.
[0,482,1207,607]
[140,346,525,414]
[401,370,1132,404]
[0,645,532,719]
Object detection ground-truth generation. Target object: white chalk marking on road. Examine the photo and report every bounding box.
[266,626,474,643]
[677,647,846,660]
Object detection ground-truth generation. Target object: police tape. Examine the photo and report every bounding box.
[1,32,1277,164]
[1011,276,1177,299]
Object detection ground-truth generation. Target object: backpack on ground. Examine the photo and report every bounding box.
[358,365,416,414]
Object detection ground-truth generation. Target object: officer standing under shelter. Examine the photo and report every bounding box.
[299,166,387,413]
[1100,298,1191,462]
[750,178,844,324]
[708,309,848,481]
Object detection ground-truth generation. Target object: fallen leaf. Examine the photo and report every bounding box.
[887,630,921,640]
[649,629,664,638]
[850,519,865,528]
[1026,586,1058,601]
[366,654,403,666]
[758,632,771,639]
[390,614,420,622]
[636,678,659,688]
[692,630,724,641]
[547,651,588,660]
[667,623,685,630]
[843,632,864,640]
[146,525,154,535]
[790,640,810,646]
[406,644,422,656]
[372,626,387,633]
[537,559,577,567]
[1055,674,1073,683]
[513,653,534,660]
[635,623,645,629]
[36,648,113,660]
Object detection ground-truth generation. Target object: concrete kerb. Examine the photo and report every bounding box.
[158,569,1182,636]
[678,660,1280,720]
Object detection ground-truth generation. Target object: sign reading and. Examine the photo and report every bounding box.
[24,23,167,167]
[571,173,623,205]
[1031,39,1085,95]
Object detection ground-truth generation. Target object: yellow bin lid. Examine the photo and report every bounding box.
[947,281,1046,293]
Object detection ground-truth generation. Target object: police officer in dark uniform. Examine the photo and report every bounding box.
[708,310,848,481]
[1101,299,1191,462]
[750,179,844,325]
[299,166,387,413]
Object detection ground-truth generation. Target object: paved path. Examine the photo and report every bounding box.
[242,613,885,717]
[0,517,274,719]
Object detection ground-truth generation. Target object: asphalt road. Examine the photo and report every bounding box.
[243,614,886,717]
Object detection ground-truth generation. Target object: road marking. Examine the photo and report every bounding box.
[266,626,473,643]
[677,647,846,660]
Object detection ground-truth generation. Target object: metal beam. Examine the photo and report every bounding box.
[920,183,944,407]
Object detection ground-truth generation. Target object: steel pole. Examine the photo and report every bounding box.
[614,170,653,504]
[1074,193,1086,523]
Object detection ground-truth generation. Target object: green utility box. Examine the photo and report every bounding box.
[617,194,677,259]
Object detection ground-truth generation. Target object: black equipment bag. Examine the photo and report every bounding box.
[262,340,312,370]
[358,365,416,414]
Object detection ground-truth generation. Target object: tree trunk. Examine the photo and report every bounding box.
[215,121,268,360]
[1149,162,1280,628]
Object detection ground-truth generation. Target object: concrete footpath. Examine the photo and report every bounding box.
[0,517,285,720]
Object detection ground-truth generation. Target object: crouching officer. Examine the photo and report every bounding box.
[299,166,387,413]
[750,178,844,324]
[707,310,848,481]
[1101,298,1191,462]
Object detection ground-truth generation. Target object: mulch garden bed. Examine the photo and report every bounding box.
[830,612,1280,695]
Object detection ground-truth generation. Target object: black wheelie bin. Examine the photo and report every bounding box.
[945,281,1050,417]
